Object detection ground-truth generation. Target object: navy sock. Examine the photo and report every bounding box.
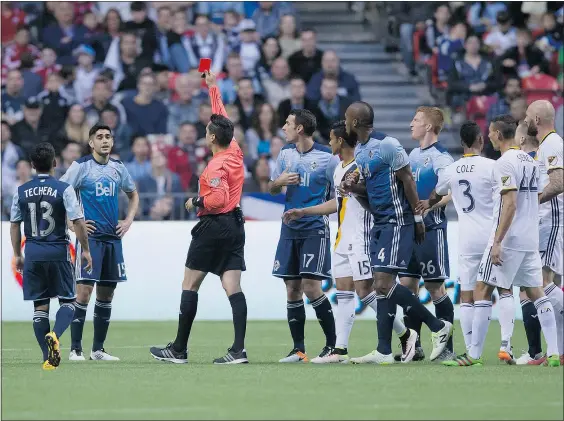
[92,300,112,352]
[388,284,443,332]
[53,302,75,339]
[173,290,198,352]
[287,299,306,352]
[376,295,395,355]
[70,301,87,351]
[433,294,454,352]
[521,299,542,357]
[33,310,50,361]
[228,292,247,352]
[311,295,336,347]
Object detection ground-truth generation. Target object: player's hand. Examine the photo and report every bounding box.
[204,70,217,87]
[345,172,360,184]
[337,180,352,196]
[82,250,93,274]
[415,200,430,215]
[277,168,300,187]
[185,198,195,211]
[491,242,503,266]
[415,222,425,244]
[116,219,132,238]
[283,208,305,224]
[85,220,96,235]
[14,256,24,273]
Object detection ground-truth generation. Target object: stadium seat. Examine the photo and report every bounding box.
[430,53,448,90]
[466,95,496,134]
[412,29,425,63]
[522,73,560,103]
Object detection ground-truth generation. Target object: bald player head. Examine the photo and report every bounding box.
[344,101,374,144]
[516,121,539,153]
[525,100,556,139]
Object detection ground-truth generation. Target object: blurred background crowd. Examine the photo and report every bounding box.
[1,1,562,221]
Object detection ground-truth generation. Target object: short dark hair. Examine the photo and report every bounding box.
[130,1,146,12]
[332,120,356,148]
[89,124,112,138]
[208,114,234,147]
[30,142,55,172]
[491,114,517,140]
[459,121,481,148]
[290,109,316,136]
[64,140,81,149]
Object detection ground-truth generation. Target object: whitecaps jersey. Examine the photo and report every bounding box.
[333,160,372,255]
[436,154,495,255]
[537,131,563,228]
[488,148,541,251]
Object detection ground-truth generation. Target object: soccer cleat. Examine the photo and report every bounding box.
[45,332,61,368]
[279,348,309,363]
[42,360,56,371]
[311,347,349,364]
[90,348,120,361]
[350,350,394,365]
[400,329,418,363]
[545,354,560,367]
[69,349,86,361]
[515,352,546,366]
[442,353,483,367]
[498,347,515,365]
[394,346,425,362]
[213,348,249,364]
[434,349,457,363]
[430,321,453,361]
[149,343,188,364]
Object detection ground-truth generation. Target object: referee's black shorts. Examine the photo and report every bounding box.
[185,210,246,276]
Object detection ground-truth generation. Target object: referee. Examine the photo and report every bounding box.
[150,71,248,365]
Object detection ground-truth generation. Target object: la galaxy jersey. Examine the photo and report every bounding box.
[10,175,83,261]
[537,131,563,228]
[272,143,339,238]
[333,159,372,255]
[354,133,413,226]
[61,155,136,241]
[409,142,454,230]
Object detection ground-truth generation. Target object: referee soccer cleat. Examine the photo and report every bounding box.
[279,348,309,363]
[442,353,483,367]
[45,332,61,368]
[150,343,188,364]
[69,349,86,361]
[213,348,249,364]
[311,347,349,364]
[545,354,561,367]
[430,321,453,361]
[515,352,546,365]
[350,350,394,365]
[42,360,56,371]
[90,348,120,361]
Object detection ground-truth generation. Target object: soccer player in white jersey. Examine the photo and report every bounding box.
[284,121,417,363]
[422,121,515,360]
[444,115,561,367]
[524,100,564,365]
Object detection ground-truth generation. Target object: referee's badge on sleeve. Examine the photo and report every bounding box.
[210,177,220,187]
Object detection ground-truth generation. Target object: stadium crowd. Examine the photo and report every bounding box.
[1,1,362,221]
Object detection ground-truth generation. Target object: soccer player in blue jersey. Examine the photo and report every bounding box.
[61,124,139,361]
[396,106,456,361]
[269,109,340,363]
[10,142,93,370]
[342,101,453,364]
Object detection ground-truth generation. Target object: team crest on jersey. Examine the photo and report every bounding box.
[310,161,318,171]
[210,177,220,187]
[501,176,511,187]
[424,157,431,167]
[548,156,557,165]
[368,151,374,158]
[273,260,280,272]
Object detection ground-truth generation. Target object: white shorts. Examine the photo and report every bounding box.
[478,247,542,290]
[539,224,563,276]
[458,254,482,292]
[332,251,372,281]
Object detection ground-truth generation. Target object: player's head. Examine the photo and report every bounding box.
[329,120,355,155]
[489,114,517,150]
[525,100,555,135]
[344,101,373,142]
[30,142,56,174]
[459,121,483,151]
[206,114,234,149]
[283,109,316,143]
[410,106,444,141]
[88,124,114,156]
[516,121,539,151]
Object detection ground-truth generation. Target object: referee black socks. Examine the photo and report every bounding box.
[173,290,198,353]
[228,292,247,352]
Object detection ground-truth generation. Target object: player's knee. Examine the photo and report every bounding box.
[525,287,544,302]
[460,290,474,304]
[474,281,493,300]
[96,282,117,302]
[400,277,419,293]
[355,279,374,298]
[285,279,303,301]
[425,282,446,300]
[518,289,528,301]
[373,272,393,295]
[76,282,94,304]
[301,279,322,300]
[335,277,354,292]
[542,267,555,286]
[33,299,49,312]
[221,272,242,296]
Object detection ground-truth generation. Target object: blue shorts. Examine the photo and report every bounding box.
[76,238,127,283]
[23,260,75,301]
[370,224,414,274]
[272,235,331,280]
[398,228,450,281]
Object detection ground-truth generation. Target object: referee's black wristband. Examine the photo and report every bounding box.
[192,196,205,208]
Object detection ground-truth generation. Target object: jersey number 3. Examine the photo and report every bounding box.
[458,180,475,213]
[28,201,55,237]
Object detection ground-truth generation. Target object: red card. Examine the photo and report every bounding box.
[198,58,212,73]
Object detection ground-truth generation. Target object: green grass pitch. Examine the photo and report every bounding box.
[2,320,563,420]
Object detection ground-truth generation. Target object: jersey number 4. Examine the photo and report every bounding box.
[28,201,55,237]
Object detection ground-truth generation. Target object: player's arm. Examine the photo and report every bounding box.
[116,165,139,237]
[539,168,563,204]
[425,154,453,210]
[283,198,337,224]
[62,185,93,271]
[205,71,229,119]
[9,191,23,272]
[491,161,518,266]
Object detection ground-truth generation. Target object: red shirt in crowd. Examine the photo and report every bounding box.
[3,43,41,69]
[197,85,244,217]
[1,6,25,44]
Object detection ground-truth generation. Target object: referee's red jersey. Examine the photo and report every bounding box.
[197,85,245,217]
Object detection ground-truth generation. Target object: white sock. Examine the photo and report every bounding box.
[535,296,559,356]
[497,293,515,351]
[469,300,492,360]
[459,303,475,352]
[362,291,406,336]
[335,290,356,349]
[544,283,564,355]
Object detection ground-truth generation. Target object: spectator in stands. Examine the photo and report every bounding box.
[421,4,451,59]
[437,22,467,82]
[288,29,323,83]
[36,72,72,138]
[2,158,33,218]
[167,122,202,191]
[223,10,242,55]
[167,9,193,73]
[197,2,245,25]
[124,2,158,60]
[486,77,522,125]
[235,78,265,131]
[556,102,563,137]
[19,53,43,100]
[509,96,527,122]
[195,103,213,139]
[225,105,241,126]
[278,14,301,59]
[10,97,50,156]
[152,64,171,102]
[73,45,99,106]
[35,47,62,87]
[277,76,325,130]
[245,102,285,160]
[219,53,260,104]
[256,36,282,80]
[126,135,152,181]
[59,65,78,104]
[55,141,82,179]
[95,8,124,60]
[535,12,563,58]
[317,76,351,140]
[235,20,262,76]
[447,34,497,108]
[484,10,517,57]
[84,78,126,127]
[252,2,284,38]
[153,6,173,67]
[244,156,271,193]
[52,103,90,153]
[307,50,361,102]
[167,74,201,136]
[500,28,550,79]
[137,148,184,221]
[468,1,507,35]
[100,106,133,160]
[1,3,26,44]
[42,2,87,65]
[122,73,168,136]
[3,26,40,71]
[262,57,291,109]
[1,121,24,202]
[1,69,25,125]
[268,135,285,178]
[184,14,225,73]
